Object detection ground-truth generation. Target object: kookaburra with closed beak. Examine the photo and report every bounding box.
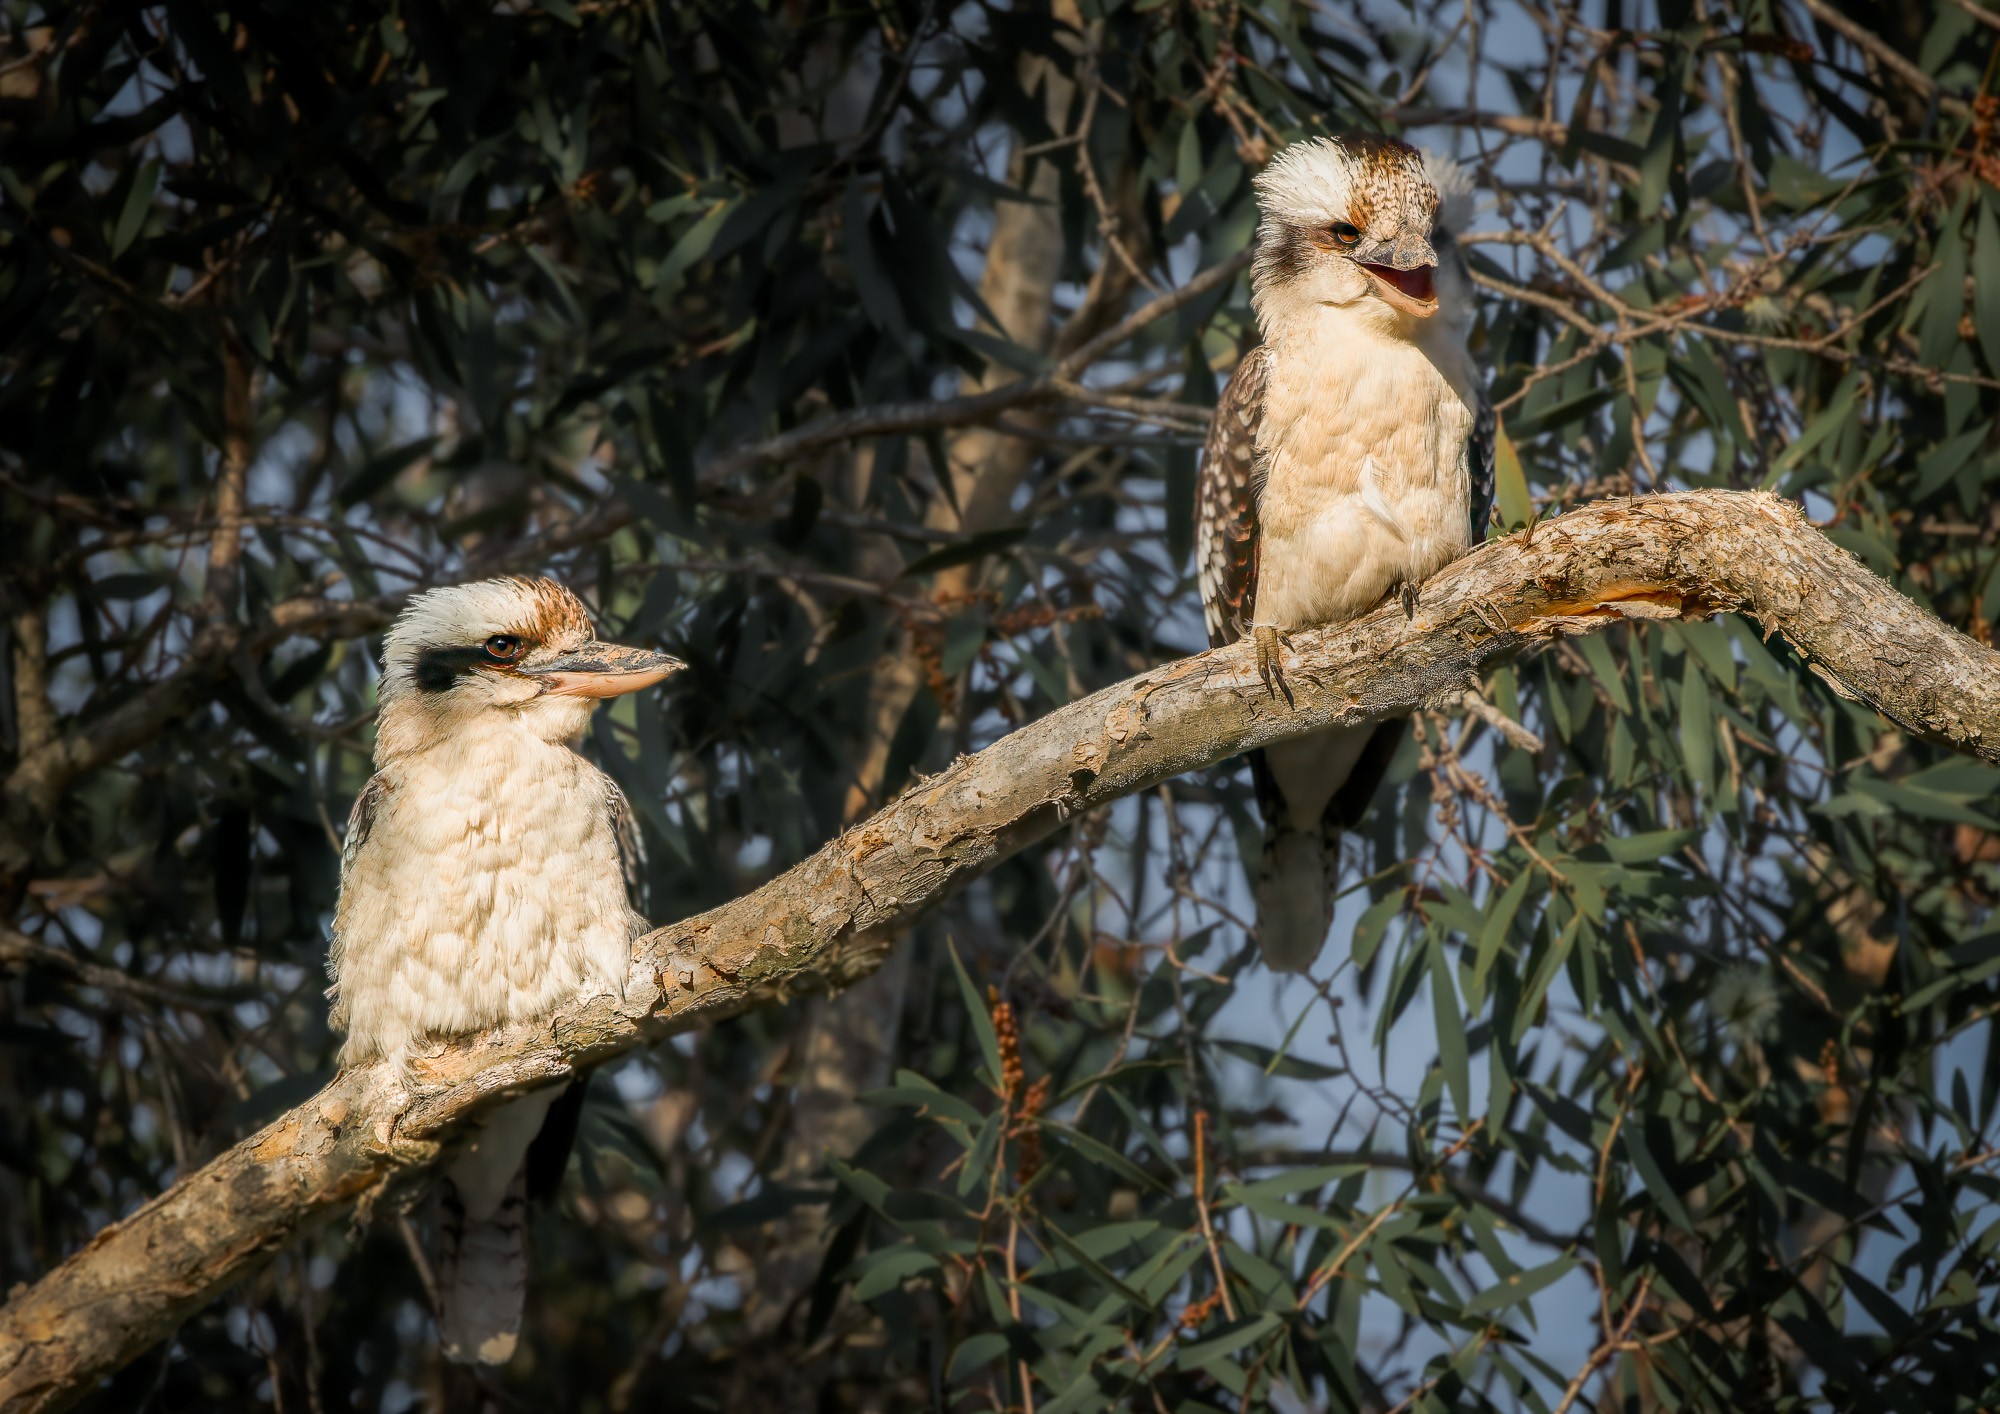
[1197,133,1492,971]
[328,576,681,1364]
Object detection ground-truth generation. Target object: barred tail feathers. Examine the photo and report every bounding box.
[436,1089,558,1365]
[1255,817,1341,972]
[1248,722,1408,972]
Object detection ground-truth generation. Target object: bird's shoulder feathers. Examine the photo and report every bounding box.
[1467,381,1495,544]
[1197,345,1270,649]
[340,772,393,884]
[605,777,646,917]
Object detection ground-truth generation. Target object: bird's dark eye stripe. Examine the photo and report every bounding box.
[413,645,489,693]
[411,639,531,693]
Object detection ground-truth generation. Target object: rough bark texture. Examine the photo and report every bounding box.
[4,490,1998,1411]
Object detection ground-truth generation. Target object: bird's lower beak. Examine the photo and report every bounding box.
[1360,262,1439,316]
[527,643,684,698]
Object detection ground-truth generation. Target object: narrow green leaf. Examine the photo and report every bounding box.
[1598,829,1700,865]
[1836,1264,1913,1338]
[1176,1312,1282,1369]
[1221,1240,1294,1313]
[1577,633,1631,713]
[1506,385,1615,441]
[1771,371,1860,477]
[1847,776,1999,830]
[1469,868,1533,1009]
[1212,1039,1342,1080]
[861,1081,987,1131]
[1429,937,1472,1122]
[112,158,160,258]
[947,1333,1011,1381]
[335,436,439,508]
[1914,424,1987,500]
[1037,1222,1150,1308]
[847,1245,936,1301]
[522,243,583,324]
[1493,420,1533,532]
[1636,52,1686,216]
[957,1110,1002,1197]
[947,938,1003,1086]
[1028,1222,1161,1272]
[1462,1256,1575,1314]
[1976,198,2000,376]
[1351,889,1405,972]
[1919,195,1971,367]
[1038,1371,1115,1414]
[1042,1121,1169,1192]
[1678,663,1712,798]
[1513,915,1582,1045]
[1225,1164,1368,1203]
[826,1155,893,1216]
[1622,1128,1695,1230]
[654,196,737,292]
[1226,1190,1350,1230]
[1013,645,1070,708]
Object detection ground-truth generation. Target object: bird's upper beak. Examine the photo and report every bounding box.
[525,642,685,698]
[1356,232,1440,318]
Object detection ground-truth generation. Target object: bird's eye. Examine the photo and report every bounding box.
[1330,222,1362,247]
[484,635,523,662]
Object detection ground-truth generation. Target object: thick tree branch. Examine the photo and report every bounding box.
[3,490,1997,1411]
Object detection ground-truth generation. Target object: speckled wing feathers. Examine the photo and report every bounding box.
[608,781,646,917]
[1468,382,1495,544]
[1197,346,1270,649]
[326,774,390,1031]
[337,774,389,887]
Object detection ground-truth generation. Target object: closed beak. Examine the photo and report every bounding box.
[526,642,684,698]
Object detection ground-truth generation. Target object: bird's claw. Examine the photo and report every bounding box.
[1253,625,1295,707]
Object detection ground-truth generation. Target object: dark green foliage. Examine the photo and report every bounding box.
[4,1,2000,1410]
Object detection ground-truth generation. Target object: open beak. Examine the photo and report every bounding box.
[527,642,684,699]
[1360,262,1438,317]
[1356,230,1440,318]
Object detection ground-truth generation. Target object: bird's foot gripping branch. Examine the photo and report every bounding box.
[4,490,1999,1411]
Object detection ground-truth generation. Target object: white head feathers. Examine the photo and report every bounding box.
[1248,133,1479,329]
[380,577,596,702]
[1423,150,1476,238]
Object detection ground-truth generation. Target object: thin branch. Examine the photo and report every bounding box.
[1799,0,1972,121]
[0,927,239,1014]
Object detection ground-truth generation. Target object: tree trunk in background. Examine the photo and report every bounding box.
[741,9,1085,1351]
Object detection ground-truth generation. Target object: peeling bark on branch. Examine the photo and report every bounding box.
[3,490,1997,1411]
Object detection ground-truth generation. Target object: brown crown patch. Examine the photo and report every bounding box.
[1337,131,1423,169]
[1334,132,1433,235]
[511,576,595,643]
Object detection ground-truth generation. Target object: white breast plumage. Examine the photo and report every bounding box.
[1250,305,1478,631]
[328,716,640,1074]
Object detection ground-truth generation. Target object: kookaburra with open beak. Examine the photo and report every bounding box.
[328,576,681,1365]
[1196,133,1493,971]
